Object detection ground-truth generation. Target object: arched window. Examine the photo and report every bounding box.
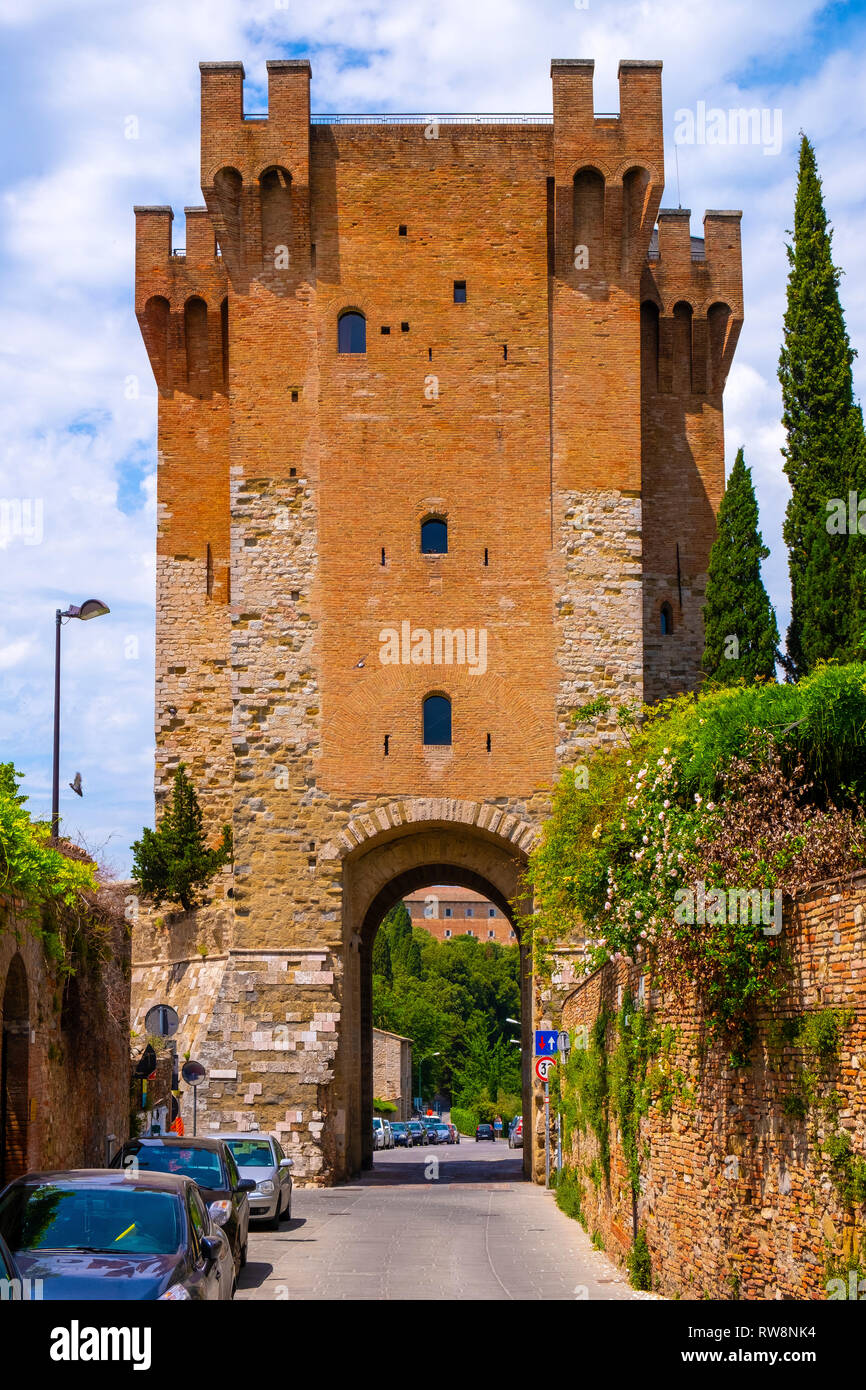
[660,602,674,635]
[421,517,447,554]
[184,296,209,396]
[423,694,451,746]
[338,311,366,354]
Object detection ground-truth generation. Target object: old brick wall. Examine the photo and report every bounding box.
[372,1028,412,1120]
[559,873,866,1298]
[0,896,131,1179]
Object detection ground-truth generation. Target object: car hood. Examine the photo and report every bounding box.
[13,1249,180,1301]
[234,1166,275,1184]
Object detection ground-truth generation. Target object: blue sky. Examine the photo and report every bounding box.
[2,0,865,875]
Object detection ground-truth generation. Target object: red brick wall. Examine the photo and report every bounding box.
[560,874,866,1298]
[0,897,131,1177]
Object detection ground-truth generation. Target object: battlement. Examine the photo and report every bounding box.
[641,209,743,397]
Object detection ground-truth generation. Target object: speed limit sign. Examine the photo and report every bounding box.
[535,1056,557,1081]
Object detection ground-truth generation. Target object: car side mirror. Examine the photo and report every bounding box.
[201,1235,222,1265]
[237,1178,256,1192]
[279,1158,293,1169]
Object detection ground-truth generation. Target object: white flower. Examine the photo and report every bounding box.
[707,801,716,812]
[694,793,702,805]
[635,910,642,920]
[663,799,670,809]
[663,747,670,755]
[643,835,649,845]
[605,902,612,911]
[640,930,647,939]
[658,811,665,821]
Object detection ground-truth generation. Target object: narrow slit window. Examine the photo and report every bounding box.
[453,280,467,303]
[660,601,674,635]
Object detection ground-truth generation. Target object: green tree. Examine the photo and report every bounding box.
[701,448,779,684]
[131,764,232,911]
[779,134,866,675]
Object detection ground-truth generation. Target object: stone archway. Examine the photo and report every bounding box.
[335,802,538,1180]
[1,953,30,1187]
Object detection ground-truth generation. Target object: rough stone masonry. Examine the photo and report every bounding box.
[131,56,743,1183]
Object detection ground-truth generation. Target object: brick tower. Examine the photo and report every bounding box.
[132,57,743,1182]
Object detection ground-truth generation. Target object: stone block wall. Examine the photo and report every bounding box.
[372,1028,412,1119]
[559,873,866,1298]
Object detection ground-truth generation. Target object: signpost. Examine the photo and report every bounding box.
[181,1059,206,1136]
[534,1054,557,1188]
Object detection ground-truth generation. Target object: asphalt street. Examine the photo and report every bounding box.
[237,1138,655,1301]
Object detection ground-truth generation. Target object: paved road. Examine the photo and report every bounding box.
[237,1139,653,1301]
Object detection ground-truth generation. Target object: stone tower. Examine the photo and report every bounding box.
[132,57,743,1182]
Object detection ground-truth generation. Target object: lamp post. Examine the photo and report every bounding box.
[416,1051,440,1112]
[51,599,110,839]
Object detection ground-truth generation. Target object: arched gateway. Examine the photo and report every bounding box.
[131,55,742,1183]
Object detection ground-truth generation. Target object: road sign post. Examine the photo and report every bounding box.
[181,1059,206,1136]
[534,1055,557,1189]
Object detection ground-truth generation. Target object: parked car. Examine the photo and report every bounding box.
[406,1121,427,1146]
[475,1123,495,1142]
[433,1124,453,1145]
[372,1117,386,1150]
[422,1118,442,1143]
[447,1123,460,1145]
[382,1120,394,1149]
[390,1122,413,1148]
[508,1117,524,1148]
[110,1136,251,1277]
[0,1169,235,1300]
[219,1132,293,1227]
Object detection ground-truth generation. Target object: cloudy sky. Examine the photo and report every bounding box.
[1,0,865,875]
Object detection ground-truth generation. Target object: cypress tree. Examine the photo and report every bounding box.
[702,448,779,684]
[779,134,866,674]
[131,763,232,911]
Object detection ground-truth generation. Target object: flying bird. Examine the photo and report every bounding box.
[69,773,83,797]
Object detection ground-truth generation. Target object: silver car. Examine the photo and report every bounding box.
[219,1133,293,1228]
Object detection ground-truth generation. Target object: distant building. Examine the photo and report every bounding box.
[403,886,517,945]
[372,1028,413,1120]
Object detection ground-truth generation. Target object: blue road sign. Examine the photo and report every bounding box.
[535,1030,559,1057]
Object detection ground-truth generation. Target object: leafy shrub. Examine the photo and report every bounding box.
[450,1106,478,1136]
[553,1163,585,1225]
[626,1228,652,1291]
[523,665,866,1038]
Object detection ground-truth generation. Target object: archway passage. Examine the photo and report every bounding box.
[339,819,534,1182]
[1,954,30,1187]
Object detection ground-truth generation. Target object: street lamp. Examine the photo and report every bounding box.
[416,1051,440,1111]
[52,599,110,838]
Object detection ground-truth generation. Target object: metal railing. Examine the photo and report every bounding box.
[309,112,554,125]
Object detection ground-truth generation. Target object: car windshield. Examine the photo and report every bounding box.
[391,1124,406,1133]
[225,1140,273,1167]
[121,1144,225,1188]
[0,1184,183,1255]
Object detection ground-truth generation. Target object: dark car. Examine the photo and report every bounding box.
[111,1136,251,1276]
[421,1119,442,1144]
[475,1123,495,1142]
[0,1169,234,1300]
[390,1122,413,1148]
[406,1121,426,1146]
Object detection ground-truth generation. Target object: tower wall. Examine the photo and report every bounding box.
[132,58,743,1182]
